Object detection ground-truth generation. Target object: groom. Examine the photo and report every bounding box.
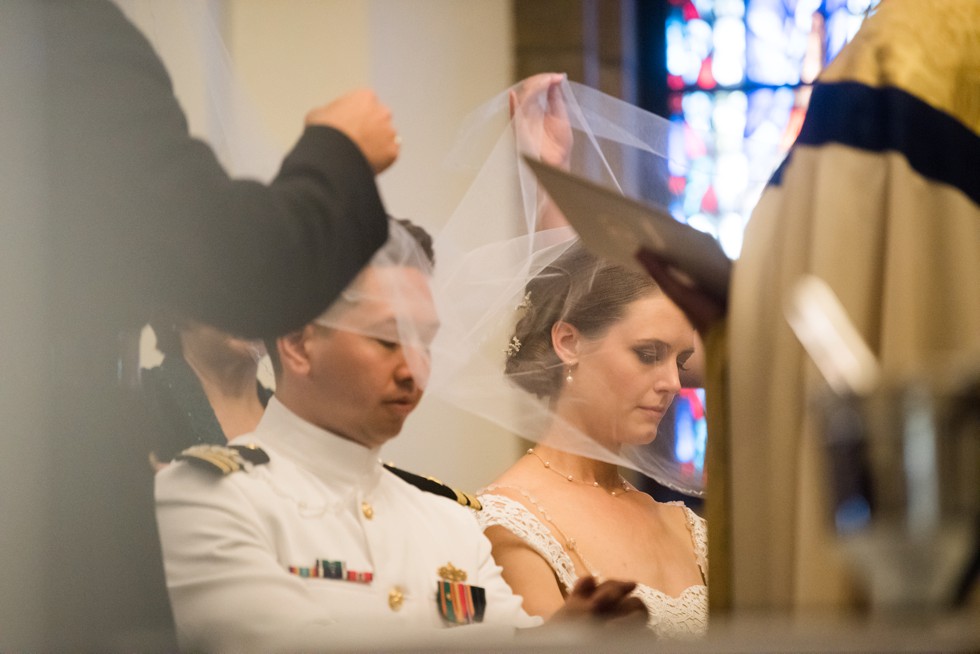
[155,220,646,651]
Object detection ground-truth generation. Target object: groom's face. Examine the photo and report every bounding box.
[303,266,439,448]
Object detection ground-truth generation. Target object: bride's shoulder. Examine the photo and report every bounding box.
[478,481,538,509]
[476,481,553,540]
[660,499,700,514]
[655,500,705,531]
[481,460,546,496]
[478,467,556,523]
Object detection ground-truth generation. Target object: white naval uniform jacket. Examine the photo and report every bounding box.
[155,398,539,652]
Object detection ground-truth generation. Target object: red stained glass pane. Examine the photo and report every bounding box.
[697,57,716,89]
[667,74,686,91]
[669,175,687,195]
[700,185,718,214]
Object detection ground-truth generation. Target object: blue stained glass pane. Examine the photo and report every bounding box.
[712,17,745,86]
[682,91,713,132]
[666,16,693,78]
[715,0,745,19]
[794,0,823,32]
[665,8,716,87]
[652,0,886,483]
[825,5,873,61]
[666,119,689,220]
[746,0,880,85]
[746,1,804,86]
[713,91,747,146]
[673,388,708,474]
[688,18,714,60]
[745,87,795,146]
[692,0,716,20]
[667,117,689,178]
[713,95,748,212]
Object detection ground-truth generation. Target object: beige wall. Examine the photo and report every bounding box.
[127,0,523,490]
[226,0,513,228]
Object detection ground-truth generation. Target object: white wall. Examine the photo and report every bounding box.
[128,0,523,490]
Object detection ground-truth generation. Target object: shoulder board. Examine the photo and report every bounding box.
[384,464,482,511]
[175,444,270,476]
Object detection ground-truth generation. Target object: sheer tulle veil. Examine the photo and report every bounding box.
[429,75,727,497]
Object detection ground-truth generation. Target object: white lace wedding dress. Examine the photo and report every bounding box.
[477,490,708,638]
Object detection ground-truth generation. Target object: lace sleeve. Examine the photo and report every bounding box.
[476,492,580,593]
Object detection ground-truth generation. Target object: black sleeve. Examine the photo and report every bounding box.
[150,125,390,339]
[42,0,389,339]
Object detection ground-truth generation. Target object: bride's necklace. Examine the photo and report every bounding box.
[525,448,633,496]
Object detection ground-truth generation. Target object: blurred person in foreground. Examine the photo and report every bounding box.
[155,220,647,652]
[637,0,980,615]
[0,0,399,649]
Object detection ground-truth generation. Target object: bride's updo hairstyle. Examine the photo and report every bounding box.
[505,242,660,399]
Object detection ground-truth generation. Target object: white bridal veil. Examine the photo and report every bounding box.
[428,75,775,496]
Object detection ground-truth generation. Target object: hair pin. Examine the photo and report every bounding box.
[505,335,522,358]
[516,291,532,311]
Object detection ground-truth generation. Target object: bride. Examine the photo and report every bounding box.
[478,243,707,638]
[429,74,709,638]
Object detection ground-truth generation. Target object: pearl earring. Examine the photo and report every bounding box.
[565,365,574,384]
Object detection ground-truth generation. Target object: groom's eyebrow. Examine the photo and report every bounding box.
[364,317,442,337]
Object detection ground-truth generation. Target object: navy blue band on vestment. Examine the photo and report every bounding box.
[770,82,980,206]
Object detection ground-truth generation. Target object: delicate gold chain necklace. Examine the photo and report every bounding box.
[525,448,632,496]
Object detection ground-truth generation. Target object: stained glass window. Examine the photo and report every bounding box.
[664,0,881,258]
[654,0,881,490]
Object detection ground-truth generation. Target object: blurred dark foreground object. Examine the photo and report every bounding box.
[0,0,387,649]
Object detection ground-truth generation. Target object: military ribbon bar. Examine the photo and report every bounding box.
[288,560,372,584]
[436,581,486,624]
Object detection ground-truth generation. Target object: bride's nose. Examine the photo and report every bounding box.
[654,362,682,396]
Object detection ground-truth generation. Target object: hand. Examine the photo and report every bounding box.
[510,73,572,169]
[549,577,648,628]
[636,249,727,334]
[306,89,399,174]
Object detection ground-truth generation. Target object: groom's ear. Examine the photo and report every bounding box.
[278,326,316,378]
[551,320,581,365]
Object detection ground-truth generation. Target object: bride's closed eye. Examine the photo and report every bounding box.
[632,344,664,365]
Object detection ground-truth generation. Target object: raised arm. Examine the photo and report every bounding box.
[44,0,394,339]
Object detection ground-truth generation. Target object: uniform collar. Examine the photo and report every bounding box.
[236,396,383,488]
